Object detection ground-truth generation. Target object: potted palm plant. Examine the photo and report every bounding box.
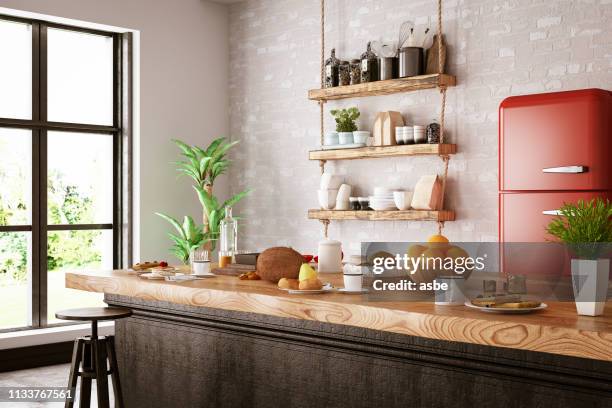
[330,107,359,145]
[157,138,250,262]
[547,198,612,316]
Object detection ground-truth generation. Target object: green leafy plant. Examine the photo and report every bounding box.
[155,213,206,263]
[157,138,251,260]
[546,198,612,259]
[330,107,360,132]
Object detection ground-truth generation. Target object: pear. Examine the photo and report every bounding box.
[298,263,317,281]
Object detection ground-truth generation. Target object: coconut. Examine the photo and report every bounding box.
[256,247,303,283]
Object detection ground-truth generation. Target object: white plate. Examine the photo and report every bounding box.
[464,301,548,314]
[278,283,335,294]
[139,272,168,280]
[338,288,369,294]
[320,143,366,150]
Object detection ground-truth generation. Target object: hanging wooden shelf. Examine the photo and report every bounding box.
[308,74,456,101]
[309,143,456,161]
[308,209,456,222]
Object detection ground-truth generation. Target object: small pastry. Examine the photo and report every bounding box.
[299,278,323,291]
[278,278,299,289]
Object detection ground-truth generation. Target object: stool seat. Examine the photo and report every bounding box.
[55,307,132,321]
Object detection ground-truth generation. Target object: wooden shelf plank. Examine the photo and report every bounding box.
[308,74,456,101]
[309,143,456,161]
[308,209,456,222]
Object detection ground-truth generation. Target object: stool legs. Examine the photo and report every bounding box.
[65,335,123,408]
[106,337,125,408]
[93,338,110,408]
[65,338,83,408]
[80,339,93,408]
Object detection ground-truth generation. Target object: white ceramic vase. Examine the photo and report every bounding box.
[570,258,609,316]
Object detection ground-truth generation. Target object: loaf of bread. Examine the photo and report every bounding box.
[256,247,303,283]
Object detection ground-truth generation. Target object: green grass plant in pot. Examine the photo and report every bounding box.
[331,107,359,145]
[546,198,612,316]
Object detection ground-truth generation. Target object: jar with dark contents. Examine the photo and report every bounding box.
[349,197,360,210]
[338,61,351,86]
[360,42,379,83]
[358,197,370,210]
[324,48,340,88]
[349,59,361,85]
[427,118,441,144]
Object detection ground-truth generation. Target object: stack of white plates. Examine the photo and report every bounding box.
[369,188,396,211]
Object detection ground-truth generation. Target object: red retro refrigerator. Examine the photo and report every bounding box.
[499,89,612,277]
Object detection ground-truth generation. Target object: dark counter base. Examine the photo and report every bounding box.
[106,294,612,408]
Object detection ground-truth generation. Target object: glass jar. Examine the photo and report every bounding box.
[324,48,340,88]
[427,118,441,144]
[219,207,238,267]
[338,61,350,86]
[360,41,379,83]
[349,59,361,85]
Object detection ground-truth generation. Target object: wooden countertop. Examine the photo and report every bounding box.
[66,269,612,361]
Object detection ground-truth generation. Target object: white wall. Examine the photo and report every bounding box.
[1,0,230,263]
[228,0,612,256]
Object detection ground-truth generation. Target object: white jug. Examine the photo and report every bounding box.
[318,239,342,273]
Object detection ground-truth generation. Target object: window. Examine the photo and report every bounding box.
[0,16,132,331]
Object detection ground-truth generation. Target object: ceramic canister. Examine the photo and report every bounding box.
[318,239,342,273]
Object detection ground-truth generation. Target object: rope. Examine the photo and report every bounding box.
[437,0,443,75]
[437,0,448,236]
[321,219,330,238]
[319,0,326,175]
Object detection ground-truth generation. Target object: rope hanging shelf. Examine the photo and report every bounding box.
[311,0,455,238]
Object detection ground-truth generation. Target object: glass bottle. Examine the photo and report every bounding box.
[324,48,340,88]
[219,207,237,268]
[349,59,361,85]
[427,118,441,144]
[338,61,350,86]
[360,41,379,83]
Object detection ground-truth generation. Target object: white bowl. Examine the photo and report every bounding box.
[320,173,343,190]
[393,191,414,210]
[373,187,392,197]
[318,189,338,209]
[369,202,397,211]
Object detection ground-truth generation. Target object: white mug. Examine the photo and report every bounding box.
[192,260,211,276]
[434,276,465,305]
[343,273,363,291]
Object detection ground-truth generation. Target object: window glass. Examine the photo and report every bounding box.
[47,131,113,225]
[46,229,110,324]
[0,232,32,329]
[0,128,32,226]
[0,19,32,119]
[47,28,113,125]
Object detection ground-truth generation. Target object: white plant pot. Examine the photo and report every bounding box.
[338,132,354,145]
[324,131,339,146]
[570,258,609,316]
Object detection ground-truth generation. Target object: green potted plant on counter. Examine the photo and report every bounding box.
[157,138,250,263]
[546,198,612,316]
[331,107,359,145]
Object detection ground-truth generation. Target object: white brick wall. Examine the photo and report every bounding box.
[228,0,612,255]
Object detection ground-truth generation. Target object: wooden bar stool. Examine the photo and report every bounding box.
[56,307,132,408]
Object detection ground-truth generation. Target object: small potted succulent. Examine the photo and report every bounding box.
[330,107,360,145]
[546,198,612,316]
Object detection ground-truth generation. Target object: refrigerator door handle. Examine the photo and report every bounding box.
[542,210,562,216]
[542,165,587,173]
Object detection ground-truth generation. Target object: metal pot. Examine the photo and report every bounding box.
[398,47,424,78]
[379,57,398,80]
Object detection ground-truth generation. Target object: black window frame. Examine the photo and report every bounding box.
[0,14,132,332]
